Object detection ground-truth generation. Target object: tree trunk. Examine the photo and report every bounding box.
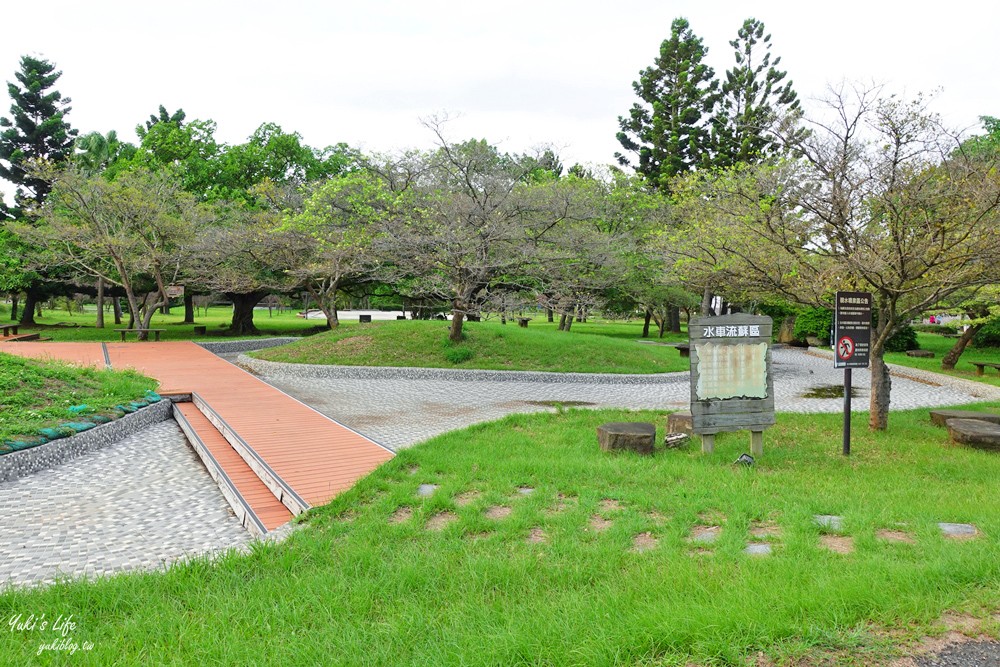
[669,306,681,333]
[700,287,712,317]
[642,309,652,338]
[18,288,40,326]
[95,279,105,329]
[9,293,18,321]
[546,307,554,323]
[558,313,567,331]
[941,325,980,370]
[563,311,574,332]
[182,293,195,324]
[448,304,465,342]
[228,292,265,335]
[113,297,123,325]
[868,352,891,430]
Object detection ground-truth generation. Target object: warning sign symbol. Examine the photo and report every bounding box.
[837,336,855,361]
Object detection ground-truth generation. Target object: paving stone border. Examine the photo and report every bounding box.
[237,354,685,385]
[0,400,173,484]
[196,337,300,355]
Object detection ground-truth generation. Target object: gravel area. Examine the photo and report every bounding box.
[912,640,1000,666]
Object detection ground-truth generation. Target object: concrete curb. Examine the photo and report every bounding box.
[196,337,299,355]
[236,354,686,385]
[0,400,174,484]
[804,348,1000,401]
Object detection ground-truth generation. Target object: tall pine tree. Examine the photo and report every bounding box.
[0,55,77,324]
[0,55,77,213]
[616,18,719,192]
[712,18,799,168]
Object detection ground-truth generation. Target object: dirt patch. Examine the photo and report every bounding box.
[406,465,419,475]
[389,507,412,524]
[631,532,658,552]
[599,498,622,513]
[485,506,512,520]
[697,510,726,524]
[333,335,375,354]
[877,529,916,544]
[465,531,492,541]
[750,521,782,540]
[689,525,721,544]
[547,494,578,515]
[589,515,613,532]
[426,511,457,531]
[335,510,357,523]
[454,491,480,507]
[820,534,855,554]
[688,547,713,557]
[526,527,547,544]
[648,511,670,524]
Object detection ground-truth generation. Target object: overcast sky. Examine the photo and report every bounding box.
[1,1,997,173]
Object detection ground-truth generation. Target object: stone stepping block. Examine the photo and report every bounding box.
[814,515,844,531]
[689,525,721,544]
[416,484,438,497]
[945,419,1000,451]
[905,349,934,358]
[930,409,1000,427]
[939,522,978,539]
[743,543,772,556]
[597,422,655,455]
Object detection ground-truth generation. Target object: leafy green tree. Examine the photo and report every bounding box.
[74,130,136,175]
[616,17,719,191]
[713,18,800,168]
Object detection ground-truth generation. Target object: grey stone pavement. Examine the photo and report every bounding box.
[0,421,251,589]
[243,346,1000,451]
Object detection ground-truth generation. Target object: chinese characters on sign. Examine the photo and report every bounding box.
[700,325,761,338]
[833,291,872,369]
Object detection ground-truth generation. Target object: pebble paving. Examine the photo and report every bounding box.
[247,347,995,450]
[0,421,251,589]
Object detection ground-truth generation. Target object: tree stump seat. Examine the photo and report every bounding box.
[192,325,207,335]
[667,410,693,436]
[597,422,656,455]
[517,318,531,328]
[675,343,691,357]
[945,418,1000,451]
[905,349,934,358]
[930,409,1000,427]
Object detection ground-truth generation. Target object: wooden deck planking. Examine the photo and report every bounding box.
[4,339,394,518]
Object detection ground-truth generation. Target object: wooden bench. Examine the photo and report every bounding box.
[970,361,1000,377]
[114,328,165,342]
[1,323,19,337]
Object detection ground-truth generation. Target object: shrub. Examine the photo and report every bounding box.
[444,346,474,364]
[793,307,833,341]
[973,318,1000,348]
[912,323,958,335]
[884,325,918,352]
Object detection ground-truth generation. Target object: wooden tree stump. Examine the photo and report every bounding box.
[667,410,692,435]
[946,418,1000,451]
[597,422,655,455]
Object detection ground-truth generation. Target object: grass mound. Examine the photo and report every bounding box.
[251,320,688,374]
[3,406,1000,664]
[0,352,156,443]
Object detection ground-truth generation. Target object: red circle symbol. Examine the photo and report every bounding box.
[837,336,855,360]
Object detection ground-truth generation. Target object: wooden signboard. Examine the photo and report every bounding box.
[688,314,775,454]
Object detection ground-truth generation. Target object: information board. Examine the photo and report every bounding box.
[833,292,872,369]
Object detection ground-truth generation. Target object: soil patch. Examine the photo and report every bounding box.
[454,491,480,507]
[526,527,547,544]
[877,529,916,544]
[426,512,457,531]
[820,534,855,554]
[485,506,512,520]
[389,507,412,524]
[589,515,613,532]
[631,532,658,552]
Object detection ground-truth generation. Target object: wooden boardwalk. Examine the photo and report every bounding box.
[2,340,394,533]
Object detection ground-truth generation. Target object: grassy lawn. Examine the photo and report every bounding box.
[251,319,689,374]
[886,332,1000,388]
[3,406,1000,665]
[0,353,156,445]
[0,304,321,342]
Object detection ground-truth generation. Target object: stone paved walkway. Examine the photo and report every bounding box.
[245,347,995,450]
[0,421,251,589]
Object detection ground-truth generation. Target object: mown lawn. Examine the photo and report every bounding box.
[0,353,156,444]
[3,406,1000,665]
[252,319,688,374]
[886,332,1000,388]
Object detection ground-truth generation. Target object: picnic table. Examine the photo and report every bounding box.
[970,361,1000,377]
[114,328,165,342]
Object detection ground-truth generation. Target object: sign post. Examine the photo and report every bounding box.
[833,291,872,455]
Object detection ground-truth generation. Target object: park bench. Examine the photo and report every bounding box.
[114,328,166,342]
[970,361,1000,377]
[1,323,19,337]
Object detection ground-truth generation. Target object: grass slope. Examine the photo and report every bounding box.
[3,406,1000,665]
[0,353,156,443]
[252,320,688,374]
[886,332,1000,387]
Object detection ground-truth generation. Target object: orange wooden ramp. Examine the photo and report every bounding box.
[2,340,394,535]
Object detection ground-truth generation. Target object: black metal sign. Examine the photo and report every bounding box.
[833,292,872,369]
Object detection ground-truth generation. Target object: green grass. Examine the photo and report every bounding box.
[251,319,689,374]
[3,405,1000,665]
[0,352,156,443]
[886,332,1000,387]
[0,305,321,342]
